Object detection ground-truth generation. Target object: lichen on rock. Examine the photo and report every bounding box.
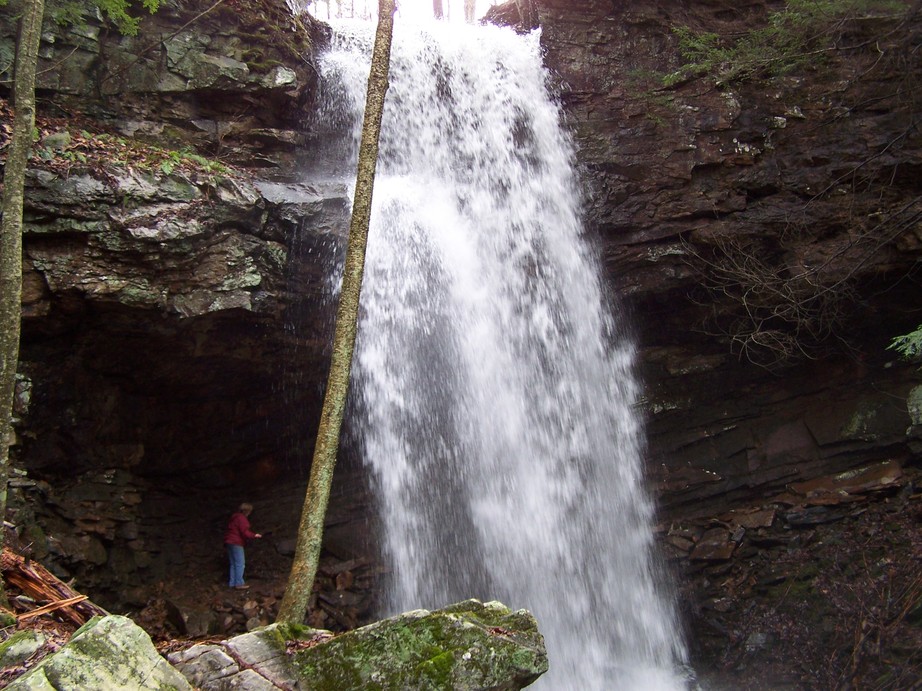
[290,599,548,691]
[168,600,547,691]
[6,615,191,690]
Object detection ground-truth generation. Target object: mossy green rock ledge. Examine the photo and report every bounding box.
[292,599,548,690]
[169,598,547,690]
[6,615,191,690]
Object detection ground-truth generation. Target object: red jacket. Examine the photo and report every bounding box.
[224,512,256,546]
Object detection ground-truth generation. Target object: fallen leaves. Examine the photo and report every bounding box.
[285,631,335,654]
[1,96,239,184]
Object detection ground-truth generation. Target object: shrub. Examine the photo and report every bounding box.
[665,0,911,86]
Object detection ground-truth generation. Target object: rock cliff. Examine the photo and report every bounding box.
[531,1,922,684]
[535,0,922,514]
[1,0,361,627]
[2,0,921,686]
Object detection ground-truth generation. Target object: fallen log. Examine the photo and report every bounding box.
[1,547,107,626]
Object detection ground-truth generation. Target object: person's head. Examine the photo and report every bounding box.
[238,502,253,516]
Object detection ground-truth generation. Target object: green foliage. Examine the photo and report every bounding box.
[888,325,922,359]
[45,0,161,36]
[157,149,227,175]
[666,0,910,86]
[48,2,89,28]
[94,0,160,35]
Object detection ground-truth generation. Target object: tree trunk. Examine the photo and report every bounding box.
[275,0,396,626]
[514,0,538,30]
[433,0,443,20]
[0,0,45,576]
[464,0,475,22]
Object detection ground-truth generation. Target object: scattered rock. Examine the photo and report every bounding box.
[40,131,71,151]
[784,506,846,526]
[690,528,736,561]
[722,507,776,529]
[788,460,904,501]
[744,631,772,654]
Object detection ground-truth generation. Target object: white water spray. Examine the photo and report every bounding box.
[317,19,689,689]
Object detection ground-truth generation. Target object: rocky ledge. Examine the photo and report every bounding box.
[3,601,546,691]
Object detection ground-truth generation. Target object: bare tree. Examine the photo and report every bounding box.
[684,192,921,370]
[276,0,396,625]
[514,0,537,29]
[433,0,443,19]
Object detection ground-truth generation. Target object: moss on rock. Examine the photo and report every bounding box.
[290,599,547,691]
[7,615,191,690]
[0,630,46,668]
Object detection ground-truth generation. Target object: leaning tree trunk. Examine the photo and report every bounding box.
[276,0,396,625]
[0,0,45,578]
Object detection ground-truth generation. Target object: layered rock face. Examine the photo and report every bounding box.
[531,1,922,684]
[535,0,922,513]
[1,0,366,620]
[2,0,922,684]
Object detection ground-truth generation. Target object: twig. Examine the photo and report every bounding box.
[17,595,88,622]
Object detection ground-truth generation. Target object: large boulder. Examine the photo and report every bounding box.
[6,615,192,690]
[169,599,548,690]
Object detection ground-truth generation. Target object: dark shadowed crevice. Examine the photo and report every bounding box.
[12,282,380,634]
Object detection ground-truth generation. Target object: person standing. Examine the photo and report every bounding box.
[224,502,262,589]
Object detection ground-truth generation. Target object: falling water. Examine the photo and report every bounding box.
[316,18,690,690]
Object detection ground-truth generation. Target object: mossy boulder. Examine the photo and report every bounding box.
[169,599,546,690]
[6,615,191,690]
[290,599,548,690]
[0,630,46,668]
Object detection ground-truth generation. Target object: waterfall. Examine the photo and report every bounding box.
[316,18,690,689]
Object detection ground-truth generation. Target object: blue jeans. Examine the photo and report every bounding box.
[226,544,245,587]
